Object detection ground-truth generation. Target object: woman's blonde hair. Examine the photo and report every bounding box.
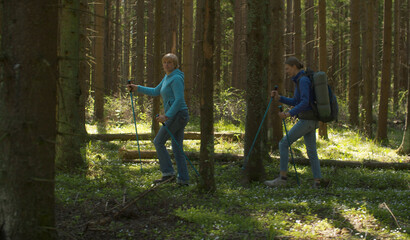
[162,53,179,68]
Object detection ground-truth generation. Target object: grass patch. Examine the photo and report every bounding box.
[56,120,409,239]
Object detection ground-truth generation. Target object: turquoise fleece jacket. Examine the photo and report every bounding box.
[137,69,188,118]
[279,70,313,117]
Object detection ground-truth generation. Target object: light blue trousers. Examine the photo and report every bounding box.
[279,119,322,179]
[153,109,189,183]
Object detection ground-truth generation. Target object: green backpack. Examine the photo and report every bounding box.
[297,69,339,123]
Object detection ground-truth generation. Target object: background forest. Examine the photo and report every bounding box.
[0,0,409,239]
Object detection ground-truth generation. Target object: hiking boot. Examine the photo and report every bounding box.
[312,179,331,189]
[264,176,287,187]
[153,175,175,184]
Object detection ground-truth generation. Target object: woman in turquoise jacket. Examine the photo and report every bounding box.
[128,53,190,185]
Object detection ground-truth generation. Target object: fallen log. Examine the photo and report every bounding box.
[119,149,244,162]
[89,132,243,142]
[119,149,410,170]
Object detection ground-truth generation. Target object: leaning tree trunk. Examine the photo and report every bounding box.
[349,0,360,126]
[318,0,328,139]
[199,0,216,192]
[56,0,86,172]
[376,0,392,144]
[243,0,269,182]
[0,1,58,239]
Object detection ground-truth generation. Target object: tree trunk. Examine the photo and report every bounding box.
[136,0,145,110]
[397,0,410,155]
[104,0,112,96]
[199,0,216,192]
[0,1,58,238]
[123,0,130,90]
[392,0,400,112]
[111,0,121,95]
[243,0,269,182]
[293,0,301,60]
[152,0,162,136]
[214,0,222,92]
[56,0,86,172]
[146,0,154,103]
[192,0,204,115]
[305,0,315,69]
[349,0,360,126]
[183,0,194,109]
[78,0,90,137]
[94,0,105,122]
[232,0,247,89]
[364,0,375,138]
[268,0,284,151]
[318,0,328,139]
[376,0,392,144]
[284,0,293,93]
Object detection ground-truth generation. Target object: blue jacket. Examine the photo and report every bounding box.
[279,70,313,117]
[137,69,188,118]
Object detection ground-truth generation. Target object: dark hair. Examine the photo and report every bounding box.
[285,56,304,69]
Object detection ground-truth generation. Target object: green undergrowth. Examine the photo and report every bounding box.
[55,120,409,239]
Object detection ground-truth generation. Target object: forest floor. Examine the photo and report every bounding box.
[56,120,409,239]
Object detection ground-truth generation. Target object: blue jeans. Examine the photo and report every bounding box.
[153,109,189,183]
[279,119,322,179]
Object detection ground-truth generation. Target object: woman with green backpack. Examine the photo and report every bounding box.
[264,57,322,188]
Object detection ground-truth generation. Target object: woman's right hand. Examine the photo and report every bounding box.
[127,84,138,92]
[271,90,280,101]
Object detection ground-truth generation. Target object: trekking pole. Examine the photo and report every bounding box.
[128,80,143,171]
[156,115,200,178]
[243,85,278,170]
[279,105,300,187]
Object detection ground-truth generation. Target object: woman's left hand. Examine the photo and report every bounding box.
[279,112,290,119]
[156,114,168,123]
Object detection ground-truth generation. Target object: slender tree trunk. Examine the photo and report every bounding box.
[376,0,392,144]
[392,0,400,112]
[183,0,193,108]
[214,0,221,91]
[243,0,269,182]
[293,0,301,60]
[318,0,328,139]
[284,0,293,93]
[364,0,375,138]
[123,0,130,88]
[111,0,121,95]
[136,0,145,110]
[199,0,216,192]
[94,0,105,122]
[268,0,284,151]
[78,0,90,136]
[56,0,85,172]
[396,0,410,154]
[305,0,315,69]
[232,0,247,89]
[0,1,58,238]
[349,0,360,126]
[152,0,162,136]
[104,0,112,96]
[146,0,154,93]
[192,0,204,115]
